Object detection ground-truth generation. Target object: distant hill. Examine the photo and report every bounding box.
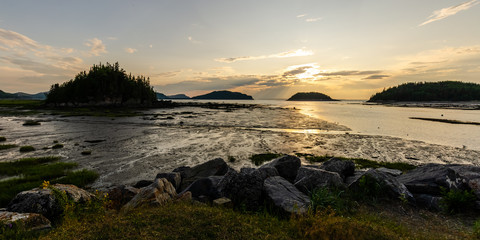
[0,90,46,100]
[168,94,190,99]
[156,92,169,99]
[287,92,335,101]
[192,90,253,100]
[368,81,480,102]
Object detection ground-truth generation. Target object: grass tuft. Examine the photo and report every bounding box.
[19,146,35,152]
[52,144,64,149]
[22,120,41,126]
[250,153,282,166]
[0,136,6,142]
[80,150,91,155]
[0,144,17,150]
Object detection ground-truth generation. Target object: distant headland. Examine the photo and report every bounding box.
[191,90,254,100]
[287,92,336,101]
[368,81,480,102]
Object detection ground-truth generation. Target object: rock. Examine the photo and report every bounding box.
[123,178,177,210]
[320,158,355,179]
[107,185,140,210]
[447,165,480,198]
[213,197,233,208]
[264,176,310,215]
[217,169,264,210]
[175,158,229,191]
[345,170,366,186]
[377,167,403,177]
[349,169,415,203]
[294,167,345,194]
[133,180,153,189]
[175,191,192,202]
[261,155,301,183]
[397,164,468,195]
[180,176,223,201]
[155,172,182,191]
[414,194,442,211]
[0,211,51,231]
[7,184,94,220]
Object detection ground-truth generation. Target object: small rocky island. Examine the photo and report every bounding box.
[192,90,254,100]
[287,92,336,101]
[368,81,480,102]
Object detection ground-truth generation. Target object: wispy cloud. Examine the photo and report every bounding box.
[319,70,382,76]
[187,36,202,44]
[215,48,314,63]
[305,17,322,22]
[363,74,390,80]
[296,14,307,18]
[125,47,137,54]
[0,28,39,49]
[84,38,107,56]
[419,0,479,26]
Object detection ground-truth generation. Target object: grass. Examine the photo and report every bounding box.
[52,144,64,149]
[19,146,35,152]
[250,153,282,166]
[440,188,477,214]
[295,153,416,172]
[0,136,6,142]
[0,156,98,207]
[0,99,44,107]
[81,150,92,155]
[0,144,17,150]
[22,120,41,126]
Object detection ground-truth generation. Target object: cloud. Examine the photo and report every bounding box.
[84,38,107,56]
[0,28,39,49]
[318,70,382,76]
[125,48,137,54]
[419,0,479,26]
[363,74,390,80]
[215,48,314,63]
[153,70,181,78]
[305,17,322,22]
[296,14,307,18]
[282,66,310,77]
[187,36,202,44]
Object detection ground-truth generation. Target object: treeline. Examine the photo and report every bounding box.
[368,81,480,102]
[46,62,156,105]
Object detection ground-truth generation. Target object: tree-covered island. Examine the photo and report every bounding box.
[287,92,336,101]
[368,81,480,102]
[46,62,157,106]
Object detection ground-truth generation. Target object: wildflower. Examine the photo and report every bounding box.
[41,180,50,189]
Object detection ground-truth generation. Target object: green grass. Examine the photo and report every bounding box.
[0,137,6,142]
[250,153,282,166]
[0,144,17,150]
[0,156,97,207]
[295,153,416,172]
[19,146,35,152]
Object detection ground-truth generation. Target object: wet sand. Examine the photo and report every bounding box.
[1,104,479,190]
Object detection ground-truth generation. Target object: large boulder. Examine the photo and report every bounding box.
[413,194,442,211]
[397,164,469,195]
[320,158,355,179]
[447,165,480,198]
[349,169,415,203]
[217,169,267,210]
[264,176,310,215]
[123,178,176,210]
[174,158,229,191]
[7,184,94,220]
[294,167,345,194]
[107,185,140,210]
[181,176,223,201]
[261,155,301,183]
[0,211,51,231]
[155,172,182,191]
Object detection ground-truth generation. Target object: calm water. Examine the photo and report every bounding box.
[179,100,480,151]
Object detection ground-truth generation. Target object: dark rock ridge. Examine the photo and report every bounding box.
[155,92,191,100]
[192,90,254,100]
[0,90,47,100]
[287,92,335,101]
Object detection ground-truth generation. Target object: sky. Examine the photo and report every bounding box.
[0,0,479,100]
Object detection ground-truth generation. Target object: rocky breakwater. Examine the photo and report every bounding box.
[5,155,480,232]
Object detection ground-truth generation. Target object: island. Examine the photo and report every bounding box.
[0,90,46,100]
[287,92,336,101]
[192,90,254,100]
[368,81,480,102]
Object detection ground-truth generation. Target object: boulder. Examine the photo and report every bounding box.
[175,191,192,202]
[294,167,345,194]
[0,211,51,231]
[123,178,176,210]
[414,194,442,211]
[377,167,403,177]
[7,184,94,220]
[320,158,355,179]
[133,180,153,189]
[174,158,229,191]
[447,165,480,198]
[264,176,310,215]
[217,169,264,210]
[349,169,415,203]
[180,176,223,201]
[155,172,182,191]
[107,185,140,210]
[213,197,233,208]
[261,155,301,183]
[397,164,468,195]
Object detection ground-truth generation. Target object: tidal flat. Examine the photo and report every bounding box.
[1,103,479,190]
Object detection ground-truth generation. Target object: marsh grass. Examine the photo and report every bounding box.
[80,150,91,155]
[0,136,6,142]
[19,146,35,152]
[0,156,97,207]
[23,120,41,126]
[0,144,17,150]
[440,187,477,214]
[52,144,64,149]
[250,153,282,166]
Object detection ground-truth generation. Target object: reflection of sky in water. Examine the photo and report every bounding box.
[255,100,480,151]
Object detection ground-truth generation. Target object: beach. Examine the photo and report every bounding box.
[1,103,479,190]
